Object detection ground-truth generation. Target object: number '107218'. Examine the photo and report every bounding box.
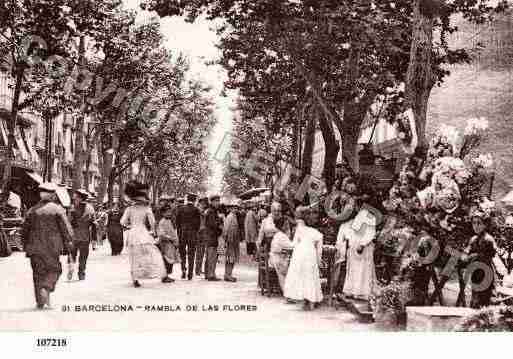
[36,338,67,347]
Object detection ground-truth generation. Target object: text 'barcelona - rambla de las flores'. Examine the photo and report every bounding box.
[65,304,258,313]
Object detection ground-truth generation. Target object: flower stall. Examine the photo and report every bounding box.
[371,117,513,326]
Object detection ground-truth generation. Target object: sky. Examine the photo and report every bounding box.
[124,0,235,194]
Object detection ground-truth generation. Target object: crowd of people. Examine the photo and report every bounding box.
[17,156,509,312]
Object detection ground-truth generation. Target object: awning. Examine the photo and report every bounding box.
[26,171,43,184]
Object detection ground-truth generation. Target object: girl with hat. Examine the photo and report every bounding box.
[120,181,168,287]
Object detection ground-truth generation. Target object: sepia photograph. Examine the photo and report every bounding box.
[0,0,513,347]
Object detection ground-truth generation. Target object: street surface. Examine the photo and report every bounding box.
[0,244,373,332]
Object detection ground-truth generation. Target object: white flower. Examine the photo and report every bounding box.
[438,124,461,149]
[341,43,351,50]
[464,117,489,136]
[471,153,494,169]
[433,156,466,176]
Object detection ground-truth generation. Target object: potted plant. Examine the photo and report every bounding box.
[371,281,409,331]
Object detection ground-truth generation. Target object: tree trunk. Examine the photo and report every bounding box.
[339,102,368,173]
[72,36,87,192]
[405,0,437,147]
[301,106,317,182]
[107,169,115,205]
[317,106,339,191]
[2,66,24,193]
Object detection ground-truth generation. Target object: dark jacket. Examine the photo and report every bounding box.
[22,200,74,264]
[205,207,222,247]
[70,202,97,242]
[175,203,201,236]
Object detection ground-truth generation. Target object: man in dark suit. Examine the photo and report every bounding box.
[70,189,97,281]
[175,193,201,280]
[204,195,223,281]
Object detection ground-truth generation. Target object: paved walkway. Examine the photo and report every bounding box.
[0,245,373,332]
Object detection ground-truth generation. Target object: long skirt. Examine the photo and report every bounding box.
[343,244,376,300]
[126,227,166,281]
[284,243,323,303]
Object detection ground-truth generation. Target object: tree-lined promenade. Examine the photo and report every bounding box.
[0,0,214,203]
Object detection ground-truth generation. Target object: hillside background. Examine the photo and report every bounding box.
[427,10,513,199]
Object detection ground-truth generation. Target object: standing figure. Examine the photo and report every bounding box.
[157,205,180,283]
[284,206,324,311]
[257,202,291,254]
[175,193,201,280]
[195,197,209,276]
[107,202,124,256]
[70,189,96,281]
[96,204,108,246]
[244,203,259,258]
[21,183,74,309]
[337,202,377,301]
[120,181,168,288]
[463,208,497,309]
[204,195,223,281]
[269,217,294,292]
[223,204,241,282]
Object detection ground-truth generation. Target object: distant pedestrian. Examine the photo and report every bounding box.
[107,202,124,255]
[70,189,96,281]
[21,183,74,309]
[204,195,223,281]
[121,181,168,288]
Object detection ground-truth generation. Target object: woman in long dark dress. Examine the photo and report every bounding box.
[107,202,124,256]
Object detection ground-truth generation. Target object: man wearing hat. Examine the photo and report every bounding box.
[21,183,75,309]
[222,200,242,282]
[70,189,97,281]
[204,195,223,281]
[175,193,201,280]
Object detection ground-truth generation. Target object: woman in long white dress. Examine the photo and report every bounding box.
[284,206,323,310]
[336,205,377,300]
[120,181,167,288]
